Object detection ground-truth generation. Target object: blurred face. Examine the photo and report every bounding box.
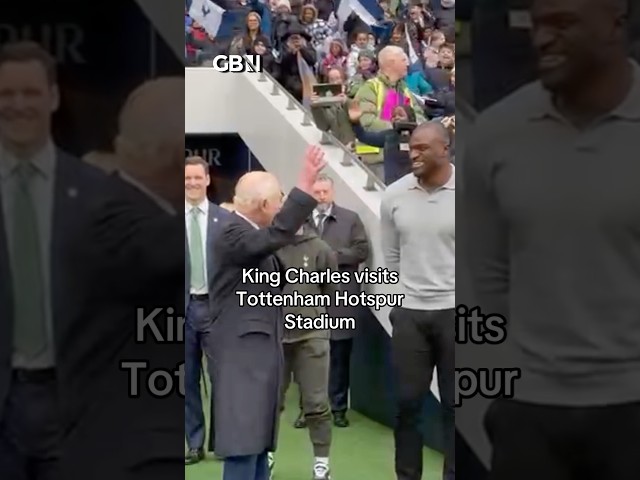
[358,56,373,71]
[289,34,302,49]
[431,31,445,47]
[0,60,59,154]
[276,4,289,14]
[312,180,334,208]
[330,43,342,56]
[355,33,368,48]
[247,14,260,30]
[409,127,449,180]
[368,34,375,45]
[439,46,454,67]
[391,29,403,43]
[327,69,343,85]
[185,163,210,204]
[302,8,314,22]
[387,52,408,79]
[409,6,422,22]
[392,106,408,121]
[531,0,618,91]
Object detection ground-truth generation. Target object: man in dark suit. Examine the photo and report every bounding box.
[0,42,184,480]
[184,155,229,464]
[293,174,369,429]
[210,146,326,480]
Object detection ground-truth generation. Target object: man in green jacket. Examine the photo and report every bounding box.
[353,46,426,180]
[274,229,339,480]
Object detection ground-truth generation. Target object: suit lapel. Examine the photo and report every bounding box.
[0,188,12,354]
[206,202,221,285]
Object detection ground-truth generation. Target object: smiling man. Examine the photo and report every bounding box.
[380,122,455,480]
[184,155,229,465]
[462,0,640,478]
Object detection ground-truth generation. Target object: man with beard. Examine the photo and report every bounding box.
[380,122,455,480]
[462,0,640,478]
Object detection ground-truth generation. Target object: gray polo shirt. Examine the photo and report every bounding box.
[380,168,455,311]
[463,61,640,406]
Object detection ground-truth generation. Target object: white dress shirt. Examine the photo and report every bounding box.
[185,199,209,294]
[313,204,332,230]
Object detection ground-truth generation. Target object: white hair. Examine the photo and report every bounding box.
[114,77,184,168]
[377,46,406,68]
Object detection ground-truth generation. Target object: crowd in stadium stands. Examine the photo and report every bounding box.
[185,0,456,185]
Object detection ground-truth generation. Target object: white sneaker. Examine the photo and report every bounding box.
[268,452,275,479]
[312,462,331,480]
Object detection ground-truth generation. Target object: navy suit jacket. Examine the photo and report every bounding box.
[184,201,230,312]
[0,150,185,479]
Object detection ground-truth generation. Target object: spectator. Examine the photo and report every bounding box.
[276,26,317,102]
[229,11,270,55]
[272,0,298,53]
[347,51,377,97]
[310,67,355,146]
[346,31,375,78]
[299,5,334,53]
[353,46,425,180]
[253,39,277,74]
[320,38,348,79]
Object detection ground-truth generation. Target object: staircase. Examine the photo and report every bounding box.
[186,67,396,333]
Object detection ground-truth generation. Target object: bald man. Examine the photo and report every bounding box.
[353,46,425,181]
[210,147,326,480]
[381,122,455,480]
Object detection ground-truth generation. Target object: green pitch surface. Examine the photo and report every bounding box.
[186,389,442,479]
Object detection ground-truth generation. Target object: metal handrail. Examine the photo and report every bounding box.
[255,69,387,192]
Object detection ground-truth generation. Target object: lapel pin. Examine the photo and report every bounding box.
[213,217,218,222]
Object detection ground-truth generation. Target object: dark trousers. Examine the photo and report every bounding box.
[486,399,640,480]
[185,296,214,450]
[0,369,63,480]
[391,307,455,480]
[329,338,353,414]
[224,452,269,480]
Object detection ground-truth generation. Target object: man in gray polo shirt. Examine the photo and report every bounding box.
[381,122,455,480]
[462,0,640,478]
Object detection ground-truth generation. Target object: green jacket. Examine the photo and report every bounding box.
[276,232,339,343]
[354,74,426,132]
[310,101,355,146]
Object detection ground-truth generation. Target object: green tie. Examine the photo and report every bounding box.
[189,207,206,290]
[12,162,47,359]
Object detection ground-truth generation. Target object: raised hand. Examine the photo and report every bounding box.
[297,145,327,194]
[347,101,363,123]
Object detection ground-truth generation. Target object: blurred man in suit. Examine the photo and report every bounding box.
[184,155,229,464]
[294,174,369,429]
[0,40,75,480]
[0,40,184,480]
[210,146,326,480]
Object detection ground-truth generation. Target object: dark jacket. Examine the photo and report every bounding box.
[277,232,338,343]
[209,188,317,457]
[351,124,412,185]
[304,204,369,340]
[276,24,317,102]
[9,153,184,480]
